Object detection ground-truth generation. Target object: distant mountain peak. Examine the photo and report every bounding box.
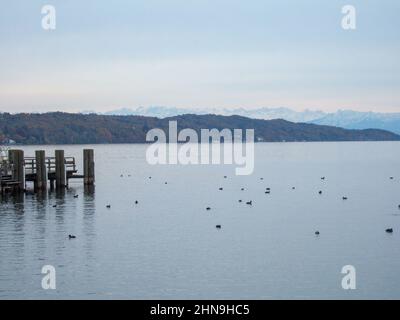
[101,106,400,135]
[103,106,326,122]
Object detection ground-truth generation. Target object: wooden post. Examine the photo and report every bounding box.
[9,149,25,191]
[35,150,47,191]
[8,150,17,187]
[55,150,66,189]
[84,149,95,185]
[18,150,25,191]
[8,150,15,173]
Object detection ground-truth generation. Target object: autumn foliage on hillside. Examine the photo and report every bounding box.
[0,112,399,145]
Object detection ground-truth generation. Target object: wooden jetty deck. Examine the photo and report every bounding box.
[0,149,94,194]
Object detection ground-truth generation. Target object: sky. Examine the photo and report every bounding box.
[0,0,399,113]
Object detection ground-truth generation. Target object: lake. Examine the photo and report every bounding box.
[1,142,400,299]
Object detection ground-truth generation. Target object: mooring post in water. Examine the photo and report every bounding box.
[7,150,15,184]
[55,150,66,189]
[8,149,25,191]
[83,149,95,185]
[35,150,47,191]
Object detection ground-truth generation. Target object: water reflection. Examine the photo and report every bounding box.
[0,185,97,298]
[2,143,400,299]
[0,193,26,297]
[82,185,96,285]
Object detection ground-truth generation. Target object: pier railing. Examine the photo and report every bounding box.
[24,156,77,174]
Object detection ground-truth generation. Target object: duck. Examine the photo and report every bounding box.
[386,228,394,233]
[206,207,211,211]
[216,225,222,229]
[73,194,79,198]
[224,176,227,179]
[342,197,348,200]
[238,200,242,203]
[241,188,245,191]
[319,191,322,195]
[315,231,320,235]
[219,187,223,191]
[246,201,252,205]
[321,177,326,180]
[52,205,57,208]
[292,187,296,190]
[135,201,139,204]
[68,235,76,239]
[106,205,111,208]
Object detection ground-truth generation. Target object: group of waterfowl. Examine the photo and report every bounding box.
[210,175,397,234]
[67,174,398,238]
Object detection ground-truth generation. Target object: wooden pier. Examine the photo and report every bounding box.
[0,149,95,194]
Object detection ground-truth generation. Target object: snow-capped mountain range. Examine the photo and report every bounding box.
[96,106,400,134]
[102,106,326,122]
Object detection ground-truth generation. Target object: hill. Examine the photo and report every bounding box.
[0,112,399,145]
[103,106,400,134]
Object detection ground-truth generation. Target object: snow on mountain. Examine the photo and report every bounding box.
[103,106,400,134]
[104,106,326,122]
[310,110,400,134]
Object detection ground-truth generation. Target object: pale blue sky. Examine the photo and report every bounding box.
[0,0,399,113]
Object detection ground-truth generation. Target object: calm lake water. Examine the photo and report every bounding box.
[1,142,400,299]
